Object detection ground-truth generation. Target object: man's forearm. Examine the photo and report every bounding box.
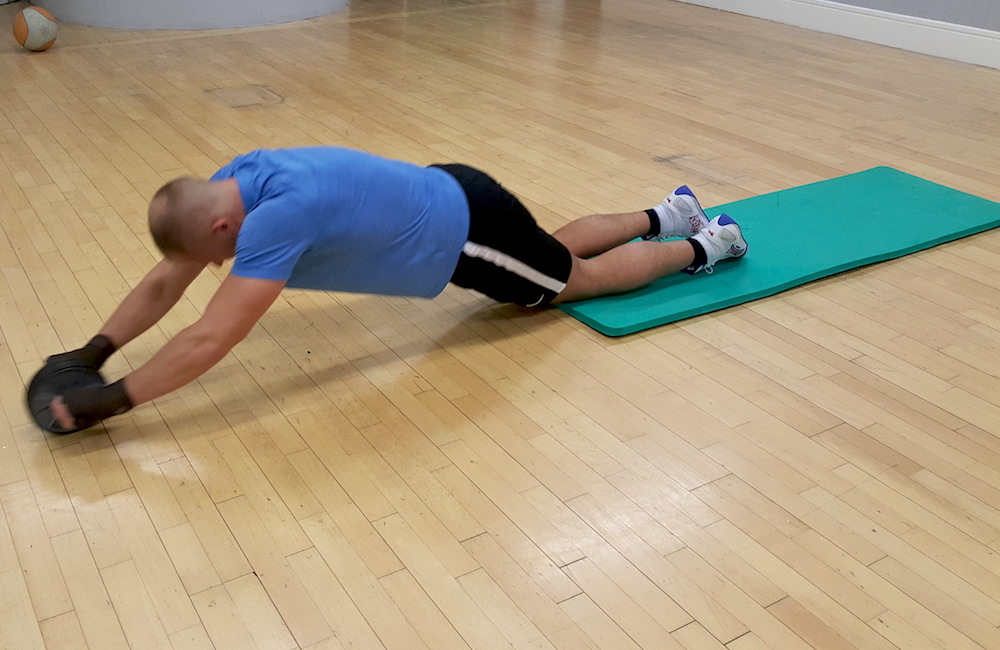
[98,258,204,347]
[122,322,233,405]
[99,285,178,347]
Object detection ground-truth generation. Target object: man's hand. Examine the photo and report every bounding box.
[50,397,74,431]
[48,380,134,431]
[46,335,118,370]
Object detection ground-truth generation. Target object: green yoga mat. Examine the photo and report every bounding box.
[559,167,1000,337]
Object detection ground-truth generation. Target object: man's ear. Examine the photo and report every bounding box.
[210,217,231,234]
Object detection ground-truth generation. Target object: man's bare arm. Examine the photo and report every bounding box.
[51,274,286,429]
[98,256,207,347]
[121,274,286,405]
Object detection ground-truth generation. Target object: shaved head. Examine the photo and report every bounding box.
[148,177,216,256]
[147,176,244,267]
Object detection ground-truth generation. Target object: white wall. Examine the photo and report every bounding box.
[35,0,349,30]
[674,0,1000,70]
[835,0,1000,32]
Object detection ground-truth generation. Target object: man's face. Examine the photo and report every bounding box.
[178,229,235,267]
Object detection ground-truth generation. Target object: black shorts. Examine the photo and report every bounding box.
[434,164,573,307]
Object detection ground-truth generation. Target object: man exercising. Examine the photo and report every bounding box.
[45,146,747,431]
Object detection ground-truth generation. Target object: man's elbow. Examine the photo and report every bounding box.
[188,323,243,366]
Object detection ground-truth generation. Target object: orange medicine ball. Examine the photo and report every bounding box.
[13,7,58,52]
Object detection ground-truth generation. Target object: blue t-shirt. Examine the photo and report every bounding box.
[210,147,470,298]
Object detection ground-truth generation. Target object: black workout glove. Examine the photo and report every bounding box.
[46,335,117,369]
[62,379,134,431]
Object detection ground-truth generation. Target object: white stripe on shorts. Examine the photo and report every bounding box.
[462,241,568,294]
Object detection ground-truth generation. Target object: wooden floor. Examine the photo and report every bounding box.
[2,0,1000,648]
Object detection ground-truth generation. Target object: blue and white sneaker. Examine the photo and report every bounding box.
[644,185,710,240]
[684,214,747,274]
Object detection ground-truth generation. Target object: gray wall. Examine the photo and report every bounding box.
[835,0,1000,32]
[35,0,348,29]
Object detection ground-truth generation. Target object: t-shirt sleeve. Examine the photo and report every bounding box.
[231,197,313,282]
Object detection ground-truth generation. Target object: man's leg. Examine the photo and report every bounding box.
[551,239,696,303]
[552,185,710,258]
[552,213,749,303]
[551,211,650,258]
[551,209,685,304]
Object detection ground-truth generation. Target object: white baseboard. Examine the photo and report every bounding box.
[674,0,1000,70]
